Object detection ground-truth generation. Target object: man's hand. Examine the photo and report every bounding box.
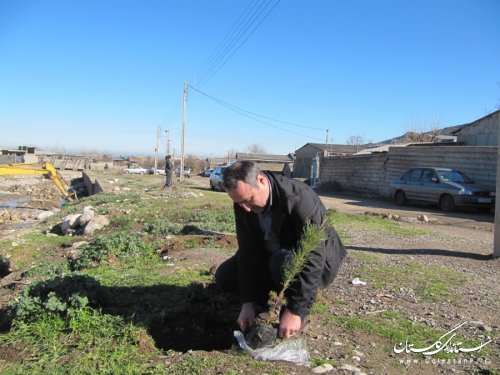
[279,309,302,339]
[237,302,256,332]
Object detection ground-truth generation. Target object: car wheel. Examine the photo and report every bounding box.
[124,171,129,174]
[395,190,407,205]
[210,182,215,191]
[218,182,223,192]
[439,194,455,212]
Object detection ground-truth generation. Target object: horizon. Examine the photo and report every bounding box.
[1,1,499,157]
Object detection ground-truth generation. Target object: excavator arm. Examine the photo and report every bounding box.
[0,162,77,200]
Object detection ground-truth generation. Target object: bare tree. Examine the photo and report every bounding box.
[346,135,364,152]
[246,143,266,154]
[226,149,237,159]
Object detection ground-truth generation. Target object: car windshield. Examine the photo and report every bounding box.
[436,170,474,183]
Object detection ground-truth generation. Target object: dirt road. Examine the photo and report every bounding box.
[190,175,495,232]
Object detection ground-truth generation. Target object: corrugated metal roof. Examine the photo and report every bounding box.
[295,143,364,154]
[236,153,294,162]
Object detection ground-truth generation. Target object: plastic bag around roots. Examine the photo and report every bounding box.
[234,330,310,366]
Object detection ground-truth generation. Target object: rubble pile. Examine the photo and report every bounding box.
[56,206,110,236]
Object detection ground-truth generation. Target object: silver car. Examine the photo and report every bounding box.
[123,167,148,174]
[209,165,227,191]
[390,167,495,212]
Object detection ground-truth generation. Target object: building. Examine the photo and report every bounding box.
[294,143,364,178]
[236,152,294,176]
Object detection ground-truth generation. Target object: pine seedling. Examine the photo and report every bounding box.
[266,221,326,324]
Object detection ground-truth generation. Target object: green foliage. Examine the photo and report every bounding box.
[326,209,431,237]
[168,356,223,375]
[21,262,69,279]
[310,302,329,315]
[1,306,158,375]
[310,357,333,367]
[71,231,158,270]
[10,275,99,324]
[267,221,325,323]
[188,210,235,233]
[353,255,466,302]
[145,218,183,235]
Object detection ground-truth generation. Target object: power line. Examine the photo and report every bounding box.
[195,1,260,85]
[195,0,280,88]
[187,84,325,140]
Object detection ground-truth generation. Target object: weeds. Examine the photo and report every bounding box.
[351,252,467,302]
[71,231,158,270]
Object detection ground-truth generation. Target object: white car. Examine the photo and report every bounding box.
[148,168,165,175]
[123,167,148,174]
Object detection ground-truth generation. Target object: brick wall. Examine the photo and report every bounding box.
[320,145,497,197]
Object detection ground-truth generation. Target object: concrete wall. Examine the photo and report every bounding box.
[320,153,388,195]
[320,145,497,197]
[456,110,499,146]
[82,171,104,195]
[294,145,325,178]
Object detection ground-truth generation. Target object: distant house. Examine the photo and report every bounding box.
[450,109,499,146]
[207,157,232,168]
[0,145,38,164]
[235,153,294,176]
[113,156,142,168]
[294,143,364,178]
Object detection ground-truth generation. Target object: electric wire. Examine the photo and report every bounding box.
[196,0,280,88]
[195,0,260,86]
[187,84,325,141]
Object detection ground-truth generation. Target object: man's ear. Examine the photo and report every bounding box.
[256,173,266,186]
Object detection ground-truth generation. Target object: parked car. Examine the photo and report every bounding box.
[123,167,148,174]
[202,168,214,177]
[210,165,228,191]
[390,167,495,212]
[176,166,191,178]
[148,168,165,175]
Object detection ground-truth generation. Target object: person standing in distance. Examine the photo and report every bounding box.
[164,155,174,188]
[215,160,346,339]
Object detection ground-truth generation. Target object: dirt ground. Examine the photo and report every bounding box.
[0,172,498,374]
[188,176,500,374]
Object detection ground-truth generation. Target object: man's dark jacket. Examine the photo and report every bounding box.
[234,171,346,317]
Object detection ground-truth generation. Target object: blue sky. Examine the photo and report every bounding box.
[1,0,499,158]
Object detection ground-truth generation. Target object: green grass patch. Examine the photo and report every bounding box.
[0,306,159,375]
[21,261,70,279]
[84,262,212,288]
[353,256,466,302]
[326,209,432,238]
[71,231,159,270]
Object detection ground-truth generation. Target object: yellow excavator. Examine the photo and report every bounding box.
[0,162,77,200]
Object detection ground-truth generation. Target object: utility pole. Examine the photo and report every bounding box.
[180,81,187,182]
[165,129,170,155]
[154,124,160,172]
[325,129,329,147]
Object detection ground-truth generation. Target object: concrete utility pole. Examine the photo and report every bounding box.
[180,81,187,182]
[165,129,170,156]
[494,113,500,258]
[325,129,329,147]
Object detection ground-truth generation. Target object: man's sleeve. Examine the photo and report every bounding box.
[284,185,328,317]
[233,206,262,304]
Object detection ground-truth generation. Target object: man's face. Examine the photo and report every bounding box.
[227,174,269,213]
